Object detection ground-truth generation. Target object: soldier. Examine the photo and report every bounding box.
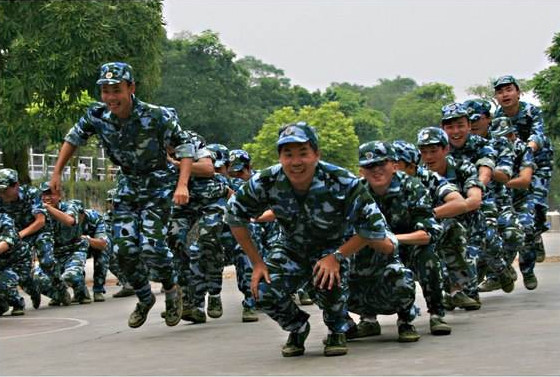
[80,208,110,302]
[38,183,90,305]
[48,62,194,328]
[0,168,56,308]
[0,212,34,315]
[440,103,513,301]
[493,75,553,263]
[226,122,396,357]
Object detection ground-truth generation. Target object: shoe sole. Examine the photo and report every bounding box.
[242,317,259,323]
[282,349,305,357]
[398,335,420,343]
[324,347,348,357]
[431,328,452,336]
[207,311,223,319]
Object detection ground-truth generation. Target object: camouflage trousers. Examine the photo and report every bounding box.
[0,245,34,308]
[532,168,552,234]
[497,208,524,263]
[107,239,129,288]
[437,219,471,293]
[257,245,350,333]
[113,172,177,292]
[348,248,416,323]
[514,194,537,275]
[189,207,225,309]
[23,231,65,293]
[87,245,110,294]
[36,240,88,299]
[399,243,445,317]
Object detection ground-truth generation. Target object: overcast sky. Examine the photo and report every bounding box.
[162,0,560,102]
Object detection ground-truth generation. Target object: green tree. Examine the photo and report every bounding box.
[0,0,165,182]
[387,83,455,142]
[363,77,418,117]
[244,102,359,172]
[352,108,388,144]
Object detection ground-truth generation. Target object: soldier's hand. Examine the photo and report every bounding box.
[173,185,190,205]
[49,174,62,196]
[313,254,341,291]
[251,261,270,300]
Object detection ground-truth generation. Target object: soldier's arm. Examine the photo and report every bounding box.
[433,191,467,219]
[18,213,46,239]
[253,209,276,223]
[396,230,430,246]
[83,235,107,251]
[0,241,10,254]
[493,169,511,183]
[50,142,78,194]
[464,187,482,212]
[506,167,533,190]
[43,203,76,227]
[174,157,193,205]
[478,166,492,186]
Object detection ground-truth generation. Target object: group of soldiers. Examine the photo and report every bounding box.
[0,62,552,358]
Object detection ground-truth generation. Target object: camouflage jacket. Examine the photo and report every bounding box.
[82,209,109,245]
[0,185,47,231]
[440,155,484,196]
[365,170,442,243]
[226,161,389,253]
[415,166,460,207]
[0,212,24,263]
[511,138,537,202]
[64,95,194,176]
[47,200,84,248]
[449,134,496,171]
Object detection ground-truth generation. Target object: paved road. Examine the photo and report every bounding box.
[1,233,559,375]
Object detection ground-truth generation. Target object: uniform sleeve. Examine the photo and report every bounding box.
[64,201,83,225]
[475,139,496,170]
[28,187,47,217]
[345,181,389,240]
[225,173,269,227]
[461,162,485,193]
[162,107,195,159]
[64,106,100,146]
[91,213,109,243]
[493,138,514,178]
[406,178,442,242]
[0,214,19,247]
[527,104,546,148]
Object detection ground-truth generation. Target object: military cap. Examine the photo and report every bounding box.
[490,117,516,138]
[39,181,52,193]
[359,141,396,167]
[392,140,421,165]
[463,99,492,121]
[106,188,117,202]
[228,149,251,173]
[0,168,18,190]
[417,127,449,147]
[96,62,134,85]
[493,75,520,90]
[206,143,230,168]
[277,122,319,151]
[441,102,470,122]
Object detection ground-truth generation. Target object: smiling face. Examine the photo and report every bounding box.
[278,142,320,191]
[442,117,471,148]
[495,83,520,112]
[419,144,448,175]
[100,81,135,120]
[360,160,396,195]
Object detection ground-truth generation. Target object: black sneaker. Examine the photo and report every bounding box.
[430,316,452,336]
[523,272,538,290]
[282,322,310,357]
[297,290,313,306]
[30,285,41,309]
[499,271,515,293]
[113,287,135,298]
[165,286,183,327]
[207,295,223,318]
[11,305,25,316]
[324,332,347,356]
[535,235,546,263]
[128,293,156,328]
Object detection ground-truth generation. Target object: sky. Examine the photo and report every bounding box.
[162,0,560,102]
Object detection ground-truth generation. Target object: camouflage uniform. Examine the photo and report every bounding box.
[0,213,33,312]
[82,208,111,294]
[63,66,194,304]
[226,158,391,334]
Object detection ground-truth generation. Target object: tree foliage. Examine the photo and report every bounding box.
[243,102,359,172]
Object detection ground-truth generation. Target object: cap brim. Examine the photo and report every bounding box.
[277,135,309,146]
[469,114,482,121]
[229,163,245,172]
[359,157,389,167]
[0,184,8,190]
[96,78,124,85]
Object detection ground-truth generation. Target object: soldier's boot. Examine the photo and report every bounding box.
[242,306,258,322]
[30,284,41,310]
[452,291,481,311]
[11,304,25,316]
[478,277,501,292]
[207,295,223,318]
[113,286,135,298]
[0,300,9,315]
[347,320,381,340]
[430,316,452,336]
[398,322,420,343]
[77,287,92,305]
[58,287,72,306]
[442,292,456,311]
[165,286,183,327]
[535,235,546,263]
[297,290,313,306]
[186,307,207,324]
[128,293,156,329]
[499,271,515,293]
[93,292,105,302]
[324,332,347,357]
[282,322,310,357]
[506,265,518,281]
[523,272,538,290]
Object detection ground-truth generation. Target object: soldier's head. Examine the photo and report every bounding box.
[105,188,116,211]
[206,143,230,175]
[97,62,135,120]
[463,99,492,137]
[417,127,449,175]
[277,122,320,191]
[0,168,19,202]
[358,141,397,194]
[494,75,521,111]
[228,149,252,181]
[39,181,60,206]
[392,140,420,176]
[441,103,471,149]
[491,117,517,142]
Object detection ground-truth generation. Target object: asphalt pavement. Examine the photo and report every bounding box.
[1,233,559,376]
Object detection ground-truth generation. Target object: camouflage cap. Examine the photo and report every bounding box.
[277,122,319,151]
[463,99,492,121]
[417,127,449,147]
[106,188,117,202]
[96,62,134,85]
[228,149,251,172]
[493,75,520,90]
[441,103,469,122]
[358,141,396,167]
[0,168,18,190]
[39,181,52,193]
[490,117,516,137]
[206,143,230,168]
[392,140,421,165]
